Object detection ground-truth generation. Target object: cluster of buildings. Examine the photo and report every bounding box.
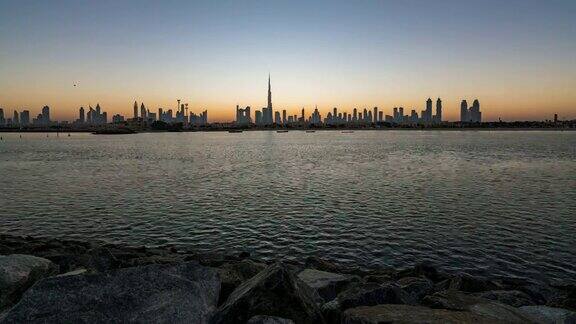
[0,106,50,127]
[1,77,485,129]
[234,76,478,127]
[460,99,482,123]
[130,100,208,126]
[76,104,108,125]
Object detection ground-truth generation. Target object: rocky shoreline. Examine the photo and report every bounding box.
[1,234,574,323]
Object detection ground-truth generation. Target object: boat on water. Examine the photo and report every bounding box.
[305,130,316,133]
[342,130,354,133]
[228,130,243,133]
[276,130,289,133]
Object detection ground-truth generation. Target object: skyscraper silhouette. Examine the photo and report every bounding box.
[266,74,273,125]
[435,98,442,123]
[460,100,468,123]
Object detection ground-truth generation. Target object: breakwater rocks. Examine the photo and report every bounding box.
[0,234,575,323]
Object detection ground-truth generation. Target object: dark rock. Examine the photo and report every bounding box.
[297,269,358,303]
[395,262,446,283]
[212,262,324,324]
[321,282,414,323]
[448,273,501,293]
[363,274,393,284]
[0,254,58,310]
[397,276,435,301]
[475,289,535,307]
[1,261,220,323]
[43,247,119,274]
[518,305,576,324]
[304,256,343,274]
[216,259,267,304]
[341,304,511,324]
[246,315,295,324]
[423,290,533,323]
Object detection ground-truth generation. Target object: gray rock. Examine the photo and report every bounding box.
[448,273,501,293]
[395,262,447,283]
[215,259,267,304]
[44,247,118,274]
[322,282,414,323]
[212,262,324,324]
[519,305,576,324]
[298,269,357,302]
[246,315,295,324]
[341,304,510,324]
[475,289,536,307]
[56,268,88,277]
[1,261,220,323]
[423,290,534,323]
[397,276,435,301]
[0,254,58,310]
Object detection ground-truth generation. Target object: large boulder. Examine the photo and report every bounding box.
[475,289,536,307]
[0,254,58,310]
[212,262,324,324]
[43,247,119,273]
[297,269,357,302]
[341,304,511,324]
[395,263,447,283]
[1,261,220,323]
[215,259,267,304]
[518,305,576,324]
[397,276,435,302]
[423,290,534,323]
[322,282,414,323]
[448,273,501,293]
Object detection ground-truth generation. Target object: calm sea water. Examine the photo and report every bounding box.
[1,130,575,283]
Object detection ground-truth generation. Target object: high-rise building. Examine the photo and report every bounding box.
[133,101,138,119]
[79,107,85,123]
[140,103,147,120]
[0,108,4,125]
[282,109,287,124]
[411,110,419,123]
[460,99,481,123]
[255,110,262,125]
[20,110,30,126]
[435,98,442,123]
[460,100,468,123]
[42,105,50,123]
[266,74,273,125]
[373,107,378,122]
[235,105,252,125]
[424,98,433,122]
[13,111,19,125]
[470,99,481,123]
[274,111,281,124]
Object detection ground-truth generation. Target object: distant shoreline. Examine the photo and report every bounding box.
[0,127,575,134]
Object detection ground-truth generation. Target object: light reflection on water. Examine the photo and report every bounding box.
[1,130,575,283]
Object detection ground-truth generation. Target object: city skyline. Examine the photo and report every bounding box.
[1,1,575,122]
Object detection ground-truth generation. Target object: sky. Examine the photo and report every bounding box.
[0,0,575,122]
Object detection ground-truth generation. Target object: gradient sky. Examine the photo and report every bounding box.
[1,0,575,122]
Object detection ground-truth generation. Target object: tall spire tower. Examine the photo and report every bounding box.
[267,73,272,111]
[265,73,273,124]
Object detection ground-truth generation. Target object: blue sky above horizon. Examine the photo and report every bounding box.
[1,0,575,121]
